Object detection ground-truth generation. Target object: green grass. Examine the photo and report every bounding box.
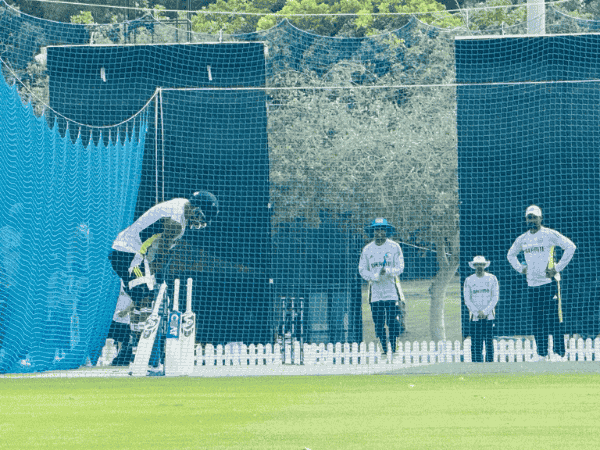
[1,374,599,449]
[362,276,462,344]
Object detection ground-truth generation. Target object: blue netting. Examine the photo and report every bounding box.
[0,72,147,373]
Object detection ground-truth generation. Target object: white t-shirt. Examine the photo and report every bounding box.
[507,226,576,287]
[112,198,188,267]
[464,273,499,321]
[358,239,404,302]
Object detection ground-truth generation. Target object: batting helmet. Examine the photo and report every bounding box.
[189,190,219,225]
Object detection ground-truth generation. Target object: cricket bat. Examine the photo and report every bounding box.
[548,246,563,323]
[70,299,80,350]
[179,278,196,376]
[130,282,168,376]
[164,279,182,376]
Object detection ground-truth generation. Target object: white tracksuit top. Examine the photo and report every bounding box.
[359,239,404,302]
[507,226,576,287]
[112,198,188,254]
[463,273,499,321]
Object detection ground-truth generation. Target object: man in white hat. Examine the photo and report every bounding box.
[464,256,499,362]
[359,218,405,357]
[507,205,576,361]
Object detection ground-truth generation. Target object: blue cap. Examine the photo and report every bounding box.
[365,217,396,238]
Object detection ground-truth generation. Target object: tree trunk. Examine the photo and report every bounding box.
[429,231,460,342]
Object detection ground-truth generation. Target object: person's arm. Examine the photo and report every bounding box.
[119,204,168,255]
[463,278,477,317]
[161,218,184,250]
[553,232,576,274]
[507,236,525,273]
[385,245,404,277]
[359,248,379,282]
[483,275,500,317]
[149,227,179,277]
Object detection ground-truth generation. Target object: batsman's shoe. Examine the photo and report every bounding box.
[148,363,165,376]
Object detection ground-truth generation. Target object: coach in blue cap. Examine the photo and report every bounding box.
[359,218,406,359]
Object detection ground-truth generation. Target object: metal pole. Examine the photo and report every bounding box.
[527,0,545,35]
[188,0,192,42]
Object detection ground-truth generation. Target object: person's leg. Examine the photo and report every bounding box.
[484,320,495,363]
[370,302,387,352]
[530,286,548,357]
[111,322,133,366]
[547,284,566,357]
[471,321,483,363]
[386,301,400,353]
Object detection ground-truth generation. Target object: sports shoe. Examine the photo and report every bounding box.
[148,363,164,376]
[53,349,64,363]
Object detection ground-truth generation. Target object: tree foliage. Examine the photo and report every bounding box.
[188,0,463,36]
[265,27,458,339]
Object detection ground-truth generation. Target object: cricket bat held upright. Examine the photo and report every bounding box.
[130,283,168,376]
[179,278,196,376]
[548,245,563,323]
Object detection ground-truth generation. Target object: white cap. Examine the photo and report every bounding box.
[525,205,542,217]
[468,255,490,269]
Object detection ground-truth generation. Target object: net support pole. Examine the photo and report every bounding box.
[527,0,545,35]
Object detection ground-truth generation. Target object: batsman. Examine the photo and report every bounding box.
[108,191,219,357]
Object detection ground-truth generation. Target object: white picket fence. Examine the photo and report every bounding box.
[188,336,600,375]
[494,336,600,363]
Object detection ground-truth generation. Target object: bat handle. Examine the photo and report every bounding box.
[186,278,193,311]
[152,283,168,315]
[173,278,180,311]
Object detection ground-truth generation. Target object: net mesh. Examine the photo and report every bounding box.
[0,0,599,374]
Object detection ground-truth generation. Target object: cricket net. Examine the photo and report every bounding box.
[1,1,599,375]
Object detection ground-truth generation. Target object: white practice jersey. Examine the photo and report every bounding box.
[463,273,499,321]
[112,198,188,255]
[507,226,576,287]
[359,239,404,302]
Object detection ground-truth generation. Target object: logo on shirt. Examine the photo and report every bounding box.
[524,246,545,254]
[473,288,490,294]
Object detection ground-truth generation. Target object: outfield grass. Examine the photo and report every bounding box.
[1,373,599,449]
[362,276,462,344]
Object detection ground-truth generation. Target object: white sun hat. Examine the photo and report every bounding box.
[468,255,491,269]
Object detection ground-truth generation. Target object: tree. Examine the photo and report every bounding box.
[188,0,463,36]
[462,0,526,32]
[268,27,458,341]
[191,0,271,34]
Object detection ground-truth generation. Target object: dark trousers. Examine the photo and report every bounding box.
[107,320,134,366]
[109,250,163,366]
[108,250,153,309]
[529,283,565,357]
[470,319,494,362]
[371,300,403,353]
